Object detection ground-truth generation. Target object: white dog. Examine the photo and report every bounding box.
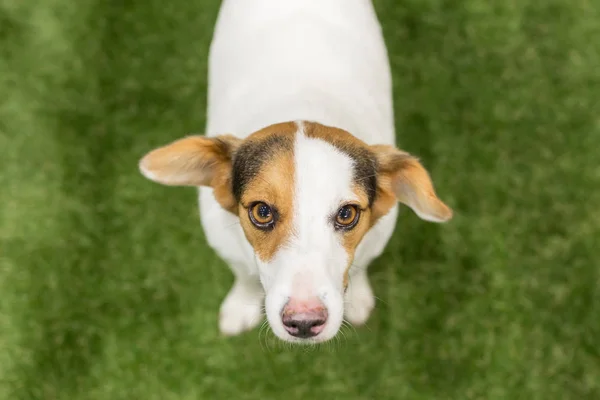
[139,0,452,344]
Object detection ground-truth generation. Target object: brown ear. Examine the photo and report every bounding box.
[139,134,241,213]
[371,144,453,223]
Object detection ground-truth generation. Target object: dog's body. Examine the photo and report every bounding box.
[140,0,452,343]
[202,0,397,336]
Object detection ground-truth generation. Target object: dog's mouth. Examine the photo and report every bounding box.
[270,324,339,344]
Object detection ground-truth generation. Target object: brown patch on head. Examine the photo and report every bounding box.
[138,134,241,213]
[237,152,295,263]
[233,122,297,262]
[232,122,297,202]
[139,122,299,263]
[300,121,452,224]
[303,121,378,206]
[299,121,452,288]
[340,184,373,289]
[139,120,452,278]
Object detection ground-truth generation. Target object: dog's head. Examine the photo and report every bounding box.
[139,121,452,343]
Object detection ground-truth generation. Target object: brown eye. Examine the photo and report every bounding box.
[249,202,275,229]
[335,205,360,230]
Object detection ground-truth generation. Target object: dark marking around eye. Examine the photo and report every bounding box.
[232,133,294,202]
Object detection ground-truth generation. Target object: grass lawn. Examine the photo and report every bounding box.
[1,0,600,398]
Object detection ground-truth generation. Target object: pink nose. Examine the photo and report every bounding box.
[281,297,328,338]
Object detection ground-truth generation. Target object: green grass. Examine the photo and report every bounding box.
[1,0,600,398]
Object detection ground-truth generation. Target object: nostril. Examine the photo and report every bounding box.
[281,298,329,338]
[310,318,325,328]
[282,314,295,328]
[282,312,328,338]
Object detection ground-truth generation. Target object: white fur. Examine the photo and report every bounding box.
[260,123,356,342]
[199,0,399,341]
[219,272,264,336]
[344,270,376,325]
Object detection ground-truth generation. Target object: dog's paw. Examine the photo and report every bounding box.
[219,283,264,336]
[344,275,375,326]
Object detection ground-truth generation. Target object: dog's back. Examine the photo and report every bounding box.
[206,0,395,145]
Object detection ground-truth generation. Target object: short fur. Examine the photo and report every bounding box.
[139,0,453,343]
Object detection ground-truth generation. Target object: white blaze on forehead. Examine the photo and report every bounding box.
[292,121,357,250]
[259,122,359,342]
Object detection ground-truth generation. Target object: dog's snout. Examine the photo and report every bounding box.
[281,298,328,338]
[282,315,326,338]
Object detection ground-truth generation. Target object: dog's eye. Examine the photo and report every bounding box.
[335,205,360,230]
[249,202,275,229]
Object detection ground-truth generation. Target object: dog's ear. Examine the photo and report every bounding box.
[139,134,242,213]
[370,144,453,223]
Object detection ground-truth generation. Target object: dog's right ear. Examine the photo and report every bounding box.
[139,134,242,213]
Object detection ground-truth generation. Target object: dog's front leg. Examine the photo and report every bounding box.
[219,264,264,336]
[344,269,376,326]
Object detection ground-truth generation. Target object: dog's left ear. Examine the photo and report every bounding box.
[139,134,242,213]
[371,144,453,223]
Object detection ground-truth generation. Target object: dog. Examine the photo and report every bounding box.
[139,0,453,344]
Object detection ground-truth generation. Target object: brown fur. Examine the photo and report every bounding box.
[303,121,379,205]
[139,134,241,213]
[301,122,452,286]
[302,122,451,223]
[303,121,372,150]
[139,120,452,282]
[232,122,296,202]
[341,185,373,288]
[237,150,295,263]
[247,121,297,142]
[370,144,453,223]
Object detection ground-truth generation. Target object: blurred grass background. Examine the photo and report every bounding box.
[1,0,600,399]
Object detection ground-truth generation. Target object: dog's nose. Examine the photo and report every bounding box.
[281,298,328,338]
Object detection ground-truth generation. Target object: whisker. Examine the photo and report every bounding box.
[265,324,276,353]
[372,295,388,306]
[330,336,338,353]
[338,326,347,344]
[342,318,359,337]
[258,320,269,351]
[338,326,351,350]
